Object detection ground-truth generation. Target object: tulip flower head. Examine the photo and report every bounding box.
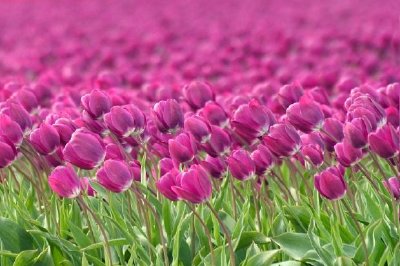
[48,165,81,198]
[314,165,347,200]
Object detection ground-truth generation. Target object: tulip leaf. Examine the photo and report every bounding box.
[0,218,34,253]
[272,232,313,260]
[244,249,280,266]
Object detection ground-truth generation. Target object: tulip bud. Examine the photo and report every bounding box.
[201,155,226,179]
[251,145,274,175]
[301,144,324,167]
[228,149,256,180]
[80,177,96,196]
[277,84,303,109]
[343,118,372,149]
[0,101,32,133]
[286,96,324,133]
[0,113,23,146]
[321,118,344,151]
[129,160,141,182]
[368,124,399,159]
[63,129,106,169]
[30,123,60,155]
[168,132,197,164]
[171,165,212,203]
[105,143,125,160]
[104,104,146,137]
[0,136,17,168]
[81,110,107,134]
[53,118,77,145]
[81,89,112,119]
[314,165,346,200]
[159,158,174,177]
[156,169,180,201]
[183,81,215,109]
[199,102,229,127]
[386,107,399,128]
[232,99,275,142]
[184,115,212,143]
[334,140,363,167]
[263,123,301,157]
[97,159,133,193]
[12,88,39,113]
[384,177,400,200]
[347,95,386,129]
[48,166,81,198]
[202,126,231,157]
[152,99,184,133]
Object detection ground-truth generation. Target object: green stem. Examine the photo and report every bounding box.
[206,201,235,266]
[78,197,112,266]
[341,200,369,265]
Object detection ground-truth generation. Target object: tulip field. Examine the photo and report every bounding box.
[1,0,400,265]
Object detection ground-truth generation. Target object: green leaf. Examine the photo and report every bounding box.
[333,256,356,266]
[13,250,39,266]
[271,261,301,266]
[0,218,34,253]
[272,233,313,260]
[244,249,280,266]
[235,231,271,251]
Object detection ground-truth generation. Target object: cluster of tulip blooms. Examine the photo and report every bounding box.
[1,78,399,203]
[0,0,399,264]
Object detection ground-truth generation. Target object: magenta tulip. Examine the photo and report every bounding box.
[81,89,112,119]
[228,149,256,180]
[30,123,60,155]
[63,129,106,169]
[171,165,212,203]
[97,159,133,193]
[48,166,81,198]
[263,123,301,157]
[314,166,346,200]
[368,124,399,159]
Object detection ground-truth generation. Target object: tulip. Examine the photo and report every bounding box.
[0,113,23,146]
[277,84,303,109]
[159,158,174,177]
[30,123,60,155]
[63,129,106,169]
[168,132,197,164]
[334,140,363,167]
[251,145,274,175]
[80,177,96,196]
[184,115,212,143]
[368,124,399,159]
[171,165,212,203]
[386,107,399,128]
[53,118,77,145]
[231,99,275,142]
[0,101,32,133]
[81,89,112,119]
[314,166,346,200]
[200,102,229,127]
[202,126,231,157]
[12,88,39,113]
[105,143,125,160]
[156,169,180,201]
[321,118,344,151]
[152,99,184,133]
[201,155,226,179]
[343,118,372,149]
[183,81,215,109]
[301,144,324,167]
[286,96,324,133]
[81,110,107,134]
[48,166,81,198]
[129,160,142,182]
[347,95,386,129]
[228,149,256,180]
[384,177,400,200]
[97,159,133,193]
[263,123,301,157]
[0,136,17,168]
[104,104,146,137]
